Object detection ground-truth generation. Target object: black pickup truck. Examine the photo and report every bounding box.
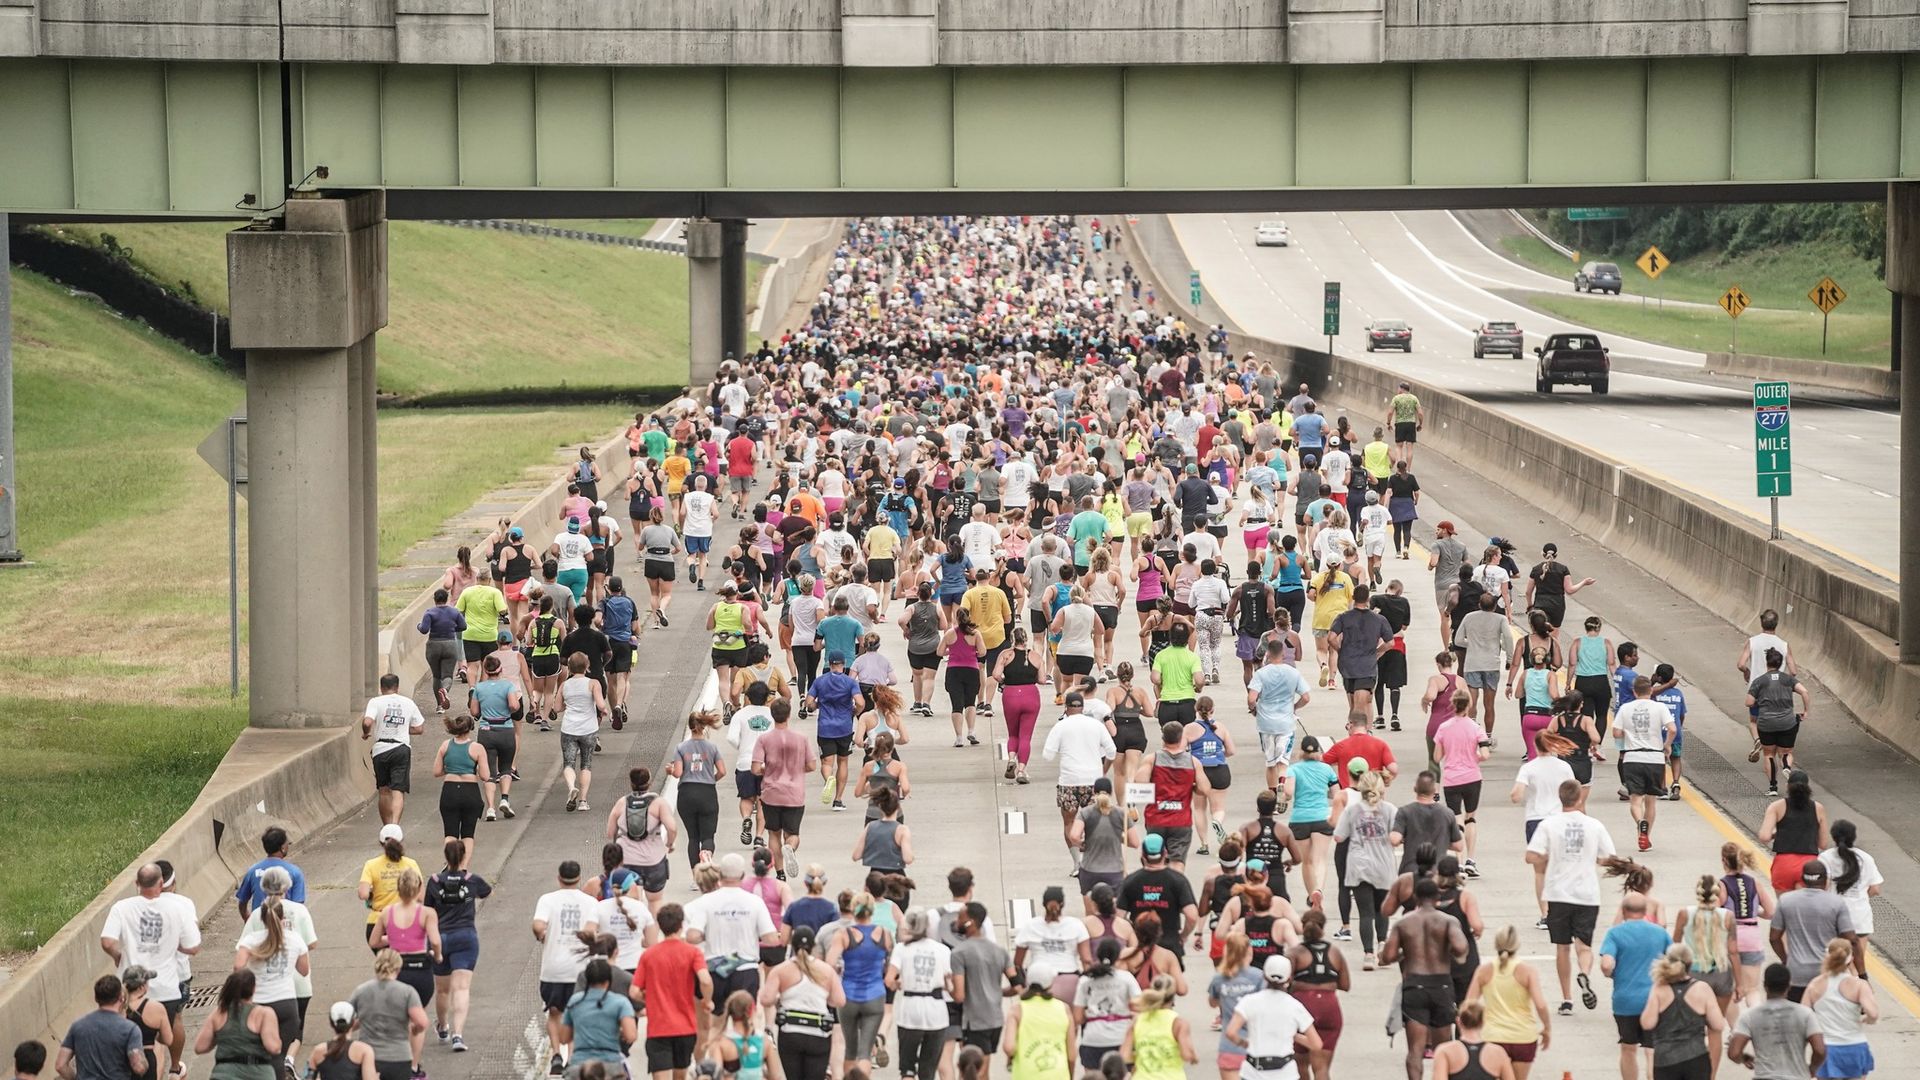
[1535,332,1610,395]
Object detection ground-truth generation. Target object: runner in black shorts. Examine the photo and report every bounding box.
[1382,878,1469,1077]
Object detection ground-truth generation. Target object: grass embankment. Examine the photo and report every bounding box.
[1499,232,1890,366]
[43,220,702,396]
[0,267,623,946]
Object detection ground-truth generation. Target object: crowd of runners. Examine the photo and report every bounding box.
[32,216,1890,1080]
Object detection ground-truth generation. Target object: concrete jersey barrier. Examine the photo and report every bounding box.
[1118,216,1920,760]
[1703,351,1898,400]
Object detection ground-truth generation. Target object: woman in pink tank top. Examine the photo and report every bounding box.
[1421,651,1464,777]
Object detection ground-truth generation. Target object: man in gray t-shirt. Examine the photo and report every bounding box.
[1327,588,1392,689]
[348,976,426,1067]
[1427,525,1469,614]
[949,907,1013,1045]
[1772,861,1857,992]
[1390,775,1462,873]
[1730,964,1825,1079]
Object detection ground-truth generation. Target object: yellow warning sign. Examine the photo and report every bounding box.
[1636,246,1669,280]
[1719,285,1751,319]
[1808,276,1846,315]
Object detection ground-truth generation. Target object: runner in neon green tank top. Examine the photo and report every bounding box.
[1123,977,1198,1080]
[1006,965,1073,1080]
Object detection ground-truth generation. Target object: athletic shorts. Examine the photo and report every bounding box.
[1236,633,1263,662]
[625,859,670,895]
[539,980,575,1011]
[1290,819,1333,841]
[1546,901,1598,946]
[607,643,635,674]
[908,650,941,671]
[1758,724,1799,748]
[1669,724,1683,758]
[1126,511,1153,537]
[435,926,480,975]
[763,803,804,835]
[1059,654,1094,677]
[1400,974,1455,1028]
[478,727,516,776]
[1496,1042,1537,1064]
[1094,605,1120,630]
[1056,785,1095,813]
[1614,1014,1652,1048]
[372,746,412,793]
[712,648,749,670]
[1147,826,1192,865]
[1259,731,1295,768]
[1443,780,1482,817]
[1395,422,1417,444]
[1113,719,1149,755]
[529,653,560,678]
[645,558,675,582]
[504,579,530,603]
[734,768,763,799]
[730,476,754,493]
[685,535,712,555]
[1204,763,1232,792]
[645,1035,696,1074]
[817,735,853,759]
[1464,670,1499,690]
[462,638,495,663]
[708,964,761,1016]
[1341,674,1377,694]
[868,558,895,583]
[1622,760,1666,797]
[1077,869,1124,896]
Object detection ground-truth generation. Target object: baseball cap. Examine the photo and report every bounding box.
[594,500,608,512]
[1436,520,1456,535]
[378,823,404,843]
[1042,885,1066,904]
[497,630,513,644]
[827,650,848,666]
[1245,858,1267,874]
[1025,960,1062,990]
[1801,860,1829,884]
[1143,834,1166,858]
[328,1002,355,1027]
[1092,777,1113,793]
[1347,756,1370,777]
[566,518,582,533]
[893,477,906,487]
[508,527,523,539]
[1263,955,1294,982]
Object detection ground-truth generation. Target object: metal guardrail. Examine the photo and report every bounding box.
[429,218,688,254]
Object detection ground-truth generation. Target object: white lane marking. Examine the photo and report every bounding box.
[1820,473,1843,482]
[1003,810,1027,836]
[1007,898,1035,927]
[1875,490,1894,498]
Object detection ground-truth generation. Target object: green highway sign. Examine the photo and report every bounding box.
[1188,270,1201,306]
[1323,281,1341,336]
[1753,380,1792,498]
[1567,207,1628,221]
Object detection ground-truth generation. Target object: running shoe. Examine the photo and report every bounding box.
[1195,843,1210,856]
[1373,716,1386,730]
[1748,739,1763,763]
[507,768,522,781]
[484,808,496,823]
[435,1026,449,1044]
[740,819,755,846]
[1462,859,1479,879]
[953,738,965,748]
[1664,783,1682,801]
[1015,770,1030,785]
[435,687,450,712]
[576,802,590,812]
[967,734,980,746]
[1535,916,1549,930]
[1578,972,1598,1010]
[1617,787,1630,801]
[820,775,836,805]
[696,579,706,592]
[1362,953,1376,972]
[565,788,579,812]
[873,1035,890,1069]
[499,798,515,819]
[549,1055,563,1076]
[977,702,994,718]
[1765,785,1779,797]
[449,1037,467,1054]
[775,869,787,882]
[411,1067,426,1080]
[831,800,846,812]
[1389,716,1402,732]
[657,613,669,628]
[1557,1001,1573,1017]
[1308,889,1323,911]
[1005,760,1017,780]
[1638,832,1651,851]
[1332,927,1353,942]
[1211,820,1227,850]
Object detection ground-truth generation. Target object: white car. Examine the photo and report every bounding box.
[1254,221,1290,247]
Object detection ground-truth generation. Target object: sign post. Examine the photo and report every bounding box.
[1635,245,1669,311]
[1719,285,1751,354]
[1807,276,1846,355]
[1753,380,1791,540]
[198,415,249,697]
[1188,270,1202,308]
[1323,281,1341,355]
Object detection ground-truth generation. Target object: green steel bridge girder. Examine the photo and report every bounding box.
[3,55,1920,217]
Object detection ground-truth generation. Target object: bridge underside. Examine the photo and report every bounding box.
[1,55,1917,218]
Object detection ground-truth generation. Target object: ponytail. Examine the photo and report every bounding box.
[1831,820,1862,895]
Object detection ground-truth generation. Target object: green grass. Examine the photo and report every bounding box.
[41,221,698,396]
[1528,295,1891,366]
[1498,231,1889,314]
[524,218,659,240]
[0,698,247,947]
[0,269,625,947]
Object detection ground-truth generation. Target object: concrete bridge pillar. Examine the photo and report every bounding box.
[685,218,748,384]
[1891,183,1920,662]
[228,192,388,727]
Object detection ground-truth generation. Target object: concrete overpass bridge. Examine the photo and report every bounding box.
[4,0,1920,733]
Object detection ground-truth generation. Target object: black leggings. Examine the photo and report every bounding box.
[778,1032,833,1080]
[1574,673,1610,724]
[1335,839,1354,926]
[1277,589,1306,634]
[896,1026,950,1080]
[1350,882,1390,954]
[1392,520,1413,552]
[677,782,720,869]
[439,782,484,839]
[792,644,821,695]
[945,667,982,715]
[1375,688,1403,719]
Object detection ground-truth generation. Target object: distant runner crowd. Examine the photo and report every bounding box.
[28,216,1882,1080]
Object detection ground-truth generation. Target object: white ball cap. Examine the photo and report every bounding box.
[378,823,404,843]
[329,1001,355,1026]
[1263,954,1293,982]
[1025,960,1061,990]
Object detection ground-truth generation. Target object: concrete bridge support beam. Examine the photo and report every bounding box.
[228,192,389,727]
[686,218,748,385]
[1891,184,1920,662]
[719,218,749,367]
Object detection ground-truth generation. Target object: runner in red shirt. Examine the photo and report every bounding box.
[631,904,712,1079]
[1324,711,1399,791]
[725,433,757,519]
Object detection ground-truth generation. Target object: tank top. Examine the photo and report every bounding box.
[1773,803,1820,855]
[711,602,749,652]
[1271,549,1304,592]
[1553,710,1591,761]
[314,1051,363,1080]
[562,678,596,727]
[1244,913,1280,967]
[1650,978,1708,1066]
[1247,816,1286,869]
[1574,634,1608,677]
[1002,649,1040,687]
[860,820,905,871]
[1112,686,1145,728]
[1171,562,1200,606]
[530,614,562,657]
[1813,975,1868,1046]
[744,874,783,925]
[473,679,515,728]
[939,556,969,596]
[1522,668,1553,710]
[1086,571,1121,608]
[1009,995,1071,1080]
[501,544,534,585]
[1426,673,1459,739]
[1057,605,1096,657]
[1088,914,1123,955]
[727,1030,767,1080]
[378,904,428,954]
[209,1008,273,1080]
[1136,561,1164,601]
[841,924,888,1002]
[946,631,981,670]
[1721,872,1763,952]
[1190,718,1228,767]
[1145,749,1196,829]
[862,761,901,820]
[443,738,478,777]
[778,973,834,1035]
[1207,872,1244,929]
[1438,886,1480,975]
[1450,1042,1497,1080]
[1295,940,1339,986]
[1128,1009,1183,1080]
[125,999,161,1073]
[1480,962,1539,1043]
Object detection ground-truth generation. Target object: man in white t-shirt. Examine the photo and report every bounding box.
[683,854,780,1042]
[362,673,426,826]
[727,683,775,846]
[957,505,999,569]
[531,860,600,1073]
[1737,607,1796,681]
[679,475,718,591]
[1611,675,1676,852]
[1226,955,1320,1079]
[1043,691,1117,859]
[101,863,202,1019]
[1525,779,1617,1016]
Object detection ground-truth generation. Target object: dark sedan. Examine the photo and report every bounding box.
[1574,261,1622,295]
[1365,319,1412,352]
[1472,320,1523,358]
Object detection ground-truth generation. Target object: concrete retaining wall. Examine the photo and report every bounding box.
[1703,351,1898,399]
[1121,216,1920,758]
[752,218,842,339]
[0,727,369,1045]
